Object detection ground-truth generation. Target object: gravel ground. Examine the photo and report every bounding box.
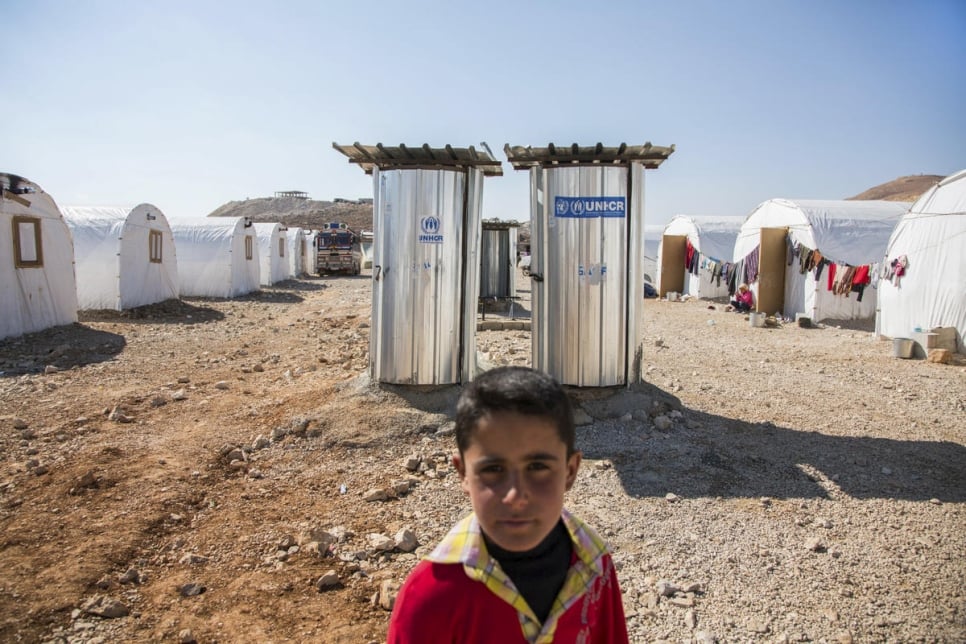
[1,269,964,643]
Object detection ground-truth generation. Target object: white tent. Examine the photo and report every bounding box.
[642,224,663,286]
[169,217,260,297]
[254,222,288,285]
[877,170,966,350]
[304,230,319,274]
[61,204,179,310]
[734,199,910,322]
[286,227,308,277]
[658,215,743,299]
[360,230,374,269]
[1,173,78,340]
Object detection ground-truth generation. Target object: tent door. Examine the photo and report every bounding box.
[758,227,787,315]
[659,235,687,297]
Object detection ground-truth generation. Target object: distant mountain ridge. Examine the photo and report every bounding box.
[846,174,943,202]
[208,196,373,232]
[207,174,945,230]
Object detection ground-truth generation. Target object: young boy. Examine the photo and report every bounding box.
[387,366,629,643]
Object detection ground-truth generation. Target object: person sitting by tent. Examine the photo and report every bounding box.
[730,284,754,312]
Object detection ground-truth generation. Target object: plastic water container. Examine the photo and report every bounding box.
[893,338,915,359]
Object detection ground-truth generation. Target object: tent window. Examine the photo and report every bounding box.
[278,238,285,257]
[149,230,163,263]
[245,235,253,260]
[12,216,43,268]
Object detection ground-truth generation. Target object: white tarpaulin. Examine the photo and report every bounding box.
[303,229,318,274]
[878,170,966,349]
[254,222,288,285]
[61,204,179,310]
[642,224,663,285]
[169,217,259,297]
[286,227,307,277]
[734,199,910,321]
[659,215,742,299]
[1,174,78,340]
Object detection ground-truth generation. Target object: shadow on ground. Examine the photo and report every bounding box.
[576,383,966,503]
[0,324,126,377]
[81,299,225,325]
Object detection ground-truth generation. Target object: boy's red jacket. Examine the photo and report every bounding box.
[387,510,629,643]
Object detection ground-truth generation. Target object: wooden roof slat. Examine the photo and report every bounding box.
[502,141,675,170]
[333,141,503,176]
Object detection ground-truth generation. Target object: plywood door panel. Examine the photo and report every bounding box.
[659,235,687,297]
[758,227,787,315]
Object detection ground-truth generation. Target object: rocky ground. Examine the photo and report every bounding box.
[1,268,964,644]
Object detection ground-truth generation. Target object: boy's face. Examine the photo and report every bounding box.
[453,411,581,552]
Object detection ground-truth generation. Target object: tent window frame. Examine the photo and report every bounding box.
[148,229,163,263]
[12,216,44,268]
[278,237,285,257]
[245,235,254,260]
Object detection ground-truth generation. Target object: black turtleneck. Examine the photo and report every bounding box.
[482,520,572,624]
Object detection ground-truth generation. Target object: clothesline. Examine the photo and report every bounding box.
[789,238,890,301]
[681,236,902,300]
[684,239,758,296]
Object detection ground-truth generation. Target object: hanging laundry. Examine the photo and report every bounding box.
[851,264,871,286]
[798,243,816,274]
[834,265,857,295]
[814,257,829,281]
[744,246,760,284]
[890,255,908,287]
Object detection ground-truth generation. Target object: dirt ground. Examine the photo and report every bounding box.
[1,269,964,643]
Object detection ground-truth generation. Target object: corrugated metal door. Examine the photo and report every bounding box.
[531,165,630,386]
[370,168,477,384]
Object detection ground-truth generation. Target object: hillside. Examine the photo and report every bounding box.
[207,173,943,232]
[847,174,943,202]
[208,196,373,232]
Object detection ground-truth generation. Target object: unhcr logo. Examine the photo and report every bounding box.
[419,216,444,243]
[554,196,626,218]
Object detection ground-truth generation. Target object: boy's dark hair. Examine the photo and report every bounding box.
[455,366,576,456]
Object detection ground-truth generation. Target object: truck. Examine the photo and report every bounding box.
[315,222,363,275]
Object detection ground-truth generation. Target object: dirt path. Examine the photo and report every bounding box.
[1,271,964,643]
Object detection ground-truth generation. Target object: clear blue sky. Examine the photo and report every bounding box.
[3,0,964,225]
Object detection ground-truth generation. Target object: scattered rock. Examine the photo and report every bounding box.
[81,595,129,618]
[178,582,206,597]
[118,568,141,584]
[179,628,197,644]
[179,553,209,565]
[653,415,673,431]
[394,528,418,553]
[171,389,188,401]
[656,580,680,597]
[404,455,422,472]
[252,435,270,450]
[214,381,230,390]
[375,579,400,611]
[367,533,394,552]
[573,408,594,426]
[805,536,825,552]
[108,405,134,423]
[363,488,389,502]
[927,349,951,364]
[316,570,341,591]
[12,418,28,430]
[685,608,697,628]
[665,493,681,503]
